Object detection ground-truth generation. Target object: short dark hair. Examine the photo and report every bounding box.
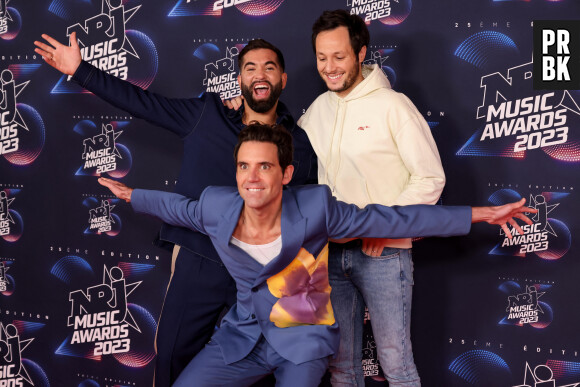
[234,123,294,172]
[238,39,286,72]
[311,9,369,56]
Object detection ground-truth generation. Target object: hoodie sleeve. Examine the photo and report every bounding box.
[388,94,446,206]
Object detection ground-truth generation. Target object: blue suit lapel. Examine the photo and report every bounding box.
[215,196,266,274]
[253,188,306,286]
[215,194,244,247]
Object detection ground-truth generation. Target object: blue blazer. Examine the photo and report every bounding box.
[131,185,471,365]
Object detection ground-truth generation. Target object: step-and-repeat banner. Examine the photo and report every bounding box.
[1,1,578,386]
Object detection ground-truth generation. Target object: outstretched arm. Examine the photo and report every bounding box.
[324,185,536,241]
[34,32,82,76]
[98,177,206,233]
[35,32,207,138]
[472,198,536,239]
[98,177,133,202]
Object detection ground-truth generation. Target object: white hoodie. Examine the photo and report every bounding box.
[299,65,445,247]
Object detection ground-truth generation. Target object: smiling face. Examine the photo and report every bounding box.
[315,26,366,98]
[236,141,293,213]
[238,48,287,114]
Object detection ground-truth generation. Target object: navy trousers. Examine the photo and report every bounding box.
[154,248,237,387]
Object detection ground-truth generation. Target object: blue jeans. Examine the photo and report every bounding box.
[328,240,420,387]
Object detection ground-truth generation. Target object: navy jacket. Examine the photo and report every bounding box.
[131,185,472,364]
[72,61,317,262]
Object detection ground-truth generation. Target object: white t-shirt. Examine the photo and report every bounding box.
[230,235,282,266]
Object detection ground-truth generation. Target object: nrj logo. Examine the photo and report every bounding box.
[0,190,14,236]
[75,120,131,178]
[0,0,22,40]
[0,0,10,35]
[0,262,9,292]
[457,61,580,161]
[67,0,141,80]
[347,0,411,25]
[203,46,241,100]
[87,199,116,235]
[502,194,557,255]
[1,67,45,166]
[362,340,380,378]
[83,196,121,236]
[488,189,571,260]
[52,257,156,366]
[82,124,122,175]
[513,362,580,387]
[0,323,33,386]
[363,47,397,86]
[66,266,140,358]
[0,69,28,157]
[499,282,553,328]
[0,189,22,242]
[363,49,389,68]
[505,286,544,326]
[51,0,157,93]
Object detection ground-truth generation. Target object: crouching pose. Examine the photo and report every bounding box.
[99,123,534,387]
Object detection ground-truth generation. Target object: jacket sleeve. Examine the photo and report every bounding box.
[72,61,205,138]
[321,186,471,239]
[389,94,446,206]
[130,189,206,234]
[289,125,318,185]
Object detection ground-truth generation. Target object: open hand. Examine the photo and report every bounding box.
[472,198,538,239]
[34,32,82,76]
[98,177,133,203]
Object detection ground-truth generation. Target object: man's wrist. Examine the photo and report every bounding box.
[125,188,134,203]
[471,206,492,224]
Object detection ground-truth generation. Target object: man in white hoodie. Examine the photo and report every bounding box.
[298,10,446,387]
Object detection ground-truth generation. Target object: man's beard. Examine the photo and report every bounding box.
[322,63,360,94]
[241,80,283,113]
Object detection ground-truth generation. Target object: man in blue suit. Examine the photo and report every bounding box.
[98,123,534,386]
